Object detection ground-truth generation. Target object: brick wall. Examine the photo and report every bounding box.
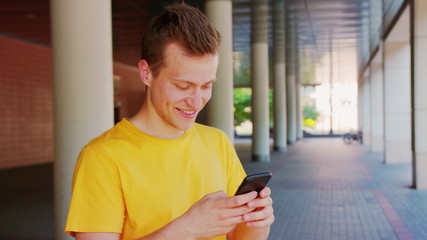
[0,35,145,169]
[0,35,54,169]
[113,62,145,121]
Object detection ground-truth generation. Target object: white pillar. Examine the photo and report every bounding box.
[370,58,385,152]
[295,26,302,140]
[286,73,297,144]
[384,41,411,164]
[251,0,270,162]
[272,0,287,152]
[296,66,303,140]
[368,1,384,152]
[286,27,297,144]
[357,79,363,134]
[205,0,234,141]
[413,0,427,189]
[362,72,371,147]
[51,0,114,239]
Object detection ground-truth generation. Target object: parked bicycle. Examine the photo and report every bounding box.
[343,131,363,144]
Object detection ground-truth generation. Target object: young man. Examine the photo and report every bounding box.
[65,3,274,240]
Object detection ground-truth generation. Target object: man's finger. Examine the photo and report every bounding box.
[246,214,275,228]
[223,214,247,226]
[216,203,257,221]
[249,196,273,208]
[259,187,271,198]
[243,205,274,222]
[223,191,257,208]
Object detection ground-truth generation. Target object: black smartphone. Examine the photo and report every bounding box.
[234,172,272,196]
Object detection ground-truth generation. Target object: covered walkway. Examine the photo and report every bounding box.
[240,138,427,240]
[1,138,426,240]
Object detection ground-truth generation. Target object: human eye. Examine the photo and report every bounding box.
[202,83,213,90]
[175,83,189,90]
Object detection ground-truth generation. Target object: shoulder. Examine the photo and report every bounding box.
[192,123,229,139]
[191,123,233,148]
[81,120,130,158]
[74,124,127,175]
[85,125,119,149]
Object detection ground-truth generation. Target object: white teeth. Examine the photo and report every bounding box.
[180,109,195,114]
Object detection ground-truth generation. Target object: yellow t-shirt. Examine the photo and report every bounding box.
[65,119,246,240]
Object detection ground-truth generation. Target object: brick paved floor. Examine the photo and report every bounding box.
[238,138,427,240]
[1,138,426,240]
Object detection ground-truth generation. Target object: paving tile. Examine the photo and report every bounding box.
[238,138,426,240]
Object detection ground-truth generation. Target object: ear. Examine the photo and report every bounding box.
[138,60,153,87]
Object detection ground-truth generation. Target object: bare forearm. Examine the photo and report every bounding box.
[228,223,270,240]
[137,217,194,240]
[75,218,194,240]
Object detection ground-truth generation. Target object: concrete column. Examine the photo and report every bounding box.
[370,59,385,152]
[294,25,302,140]
[286,30,297,144]
[287,81,297,143]
[51,0,114,239]
[296,74,302,140]
[205,0,234,141]
[368,1,383,151]
[294,29,302,140]
[362,72,371,147]
[272,0,287,152]
[357,79,363,134]
[413,0,427,189]
[384,41,411,164]
[286,76,297,144]
[251,0,270,162]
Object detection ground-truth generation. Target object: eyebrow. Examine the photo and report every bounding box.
[172,78,217,85]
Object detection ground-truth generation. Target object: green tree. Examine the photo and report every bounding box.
[302,105,319,127]
[303,105,318,120]
[233,88,274,127]
[234,88,252,126]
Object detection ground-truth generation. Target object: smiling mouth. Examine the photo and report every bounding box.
[177,108,197,116]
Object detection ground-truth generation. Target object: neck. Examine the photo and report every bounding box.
[129,102,185,140]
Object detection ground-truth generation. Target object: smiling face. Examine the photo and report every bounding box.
[139,42,218,137]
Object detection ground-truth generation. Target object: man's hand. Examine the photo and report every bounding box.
[75,189,273,240]
[242,187,274,228]
[175,190,258,239]
[227,187,274,240]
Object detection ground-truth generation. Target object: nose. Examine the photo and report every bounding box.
[185,88,204,110]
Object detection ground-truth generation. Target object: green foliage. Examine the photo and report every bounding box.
[234,88,252,126]
[302,105,319,127]
[233,88,274,126]
[303,105,318,121]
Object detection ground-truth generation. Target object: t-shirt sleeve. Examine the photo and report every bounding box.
[65,145,125,236]
[224,137,247,196]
